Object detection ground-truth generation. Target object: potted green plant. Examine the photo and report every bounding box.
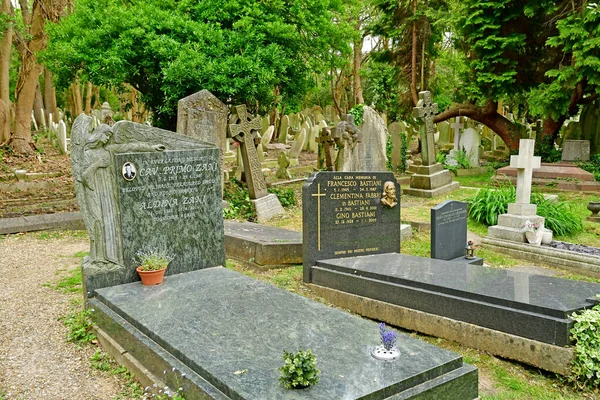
[134,248,174,285]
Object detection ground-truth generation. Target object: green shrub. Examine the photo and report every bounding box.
[468,184,583,236]
[579,154,600,182]
[62,308,96,345]
[535,135,562,163]
[570,304,600,389]
[223,179,256,221]
[268,187,297,208]
[279,349,320,389]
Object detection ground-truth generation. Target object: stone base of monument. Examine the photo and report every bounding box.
[487,204,544,243]
[450,255,484,265]
[482,236,600,279]
[90,267,478,399]
[224,221,302,268]
[251,193,285,223]
[402,164,459,198]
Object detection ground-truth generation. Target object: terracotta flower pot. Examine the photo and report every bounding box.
[136,266,166,285]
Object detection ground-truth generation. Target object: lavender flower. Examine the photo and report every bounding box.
[379,323,397,350]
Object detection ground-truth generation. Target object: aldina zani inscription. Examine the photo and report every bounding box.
[303,172,400,282]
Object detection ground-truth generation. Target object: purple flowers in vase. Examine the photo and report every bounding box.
[379,323,397,351]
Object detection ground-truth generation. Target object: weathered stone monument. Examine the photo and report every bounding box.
[459,127,481,167]
[275,151,292,179]
[431,200,483,265]
[71,114,225,298]
[403,91,459,197]
[316,126,336,171]
[176,90,228,193]
[228,105,284,222]
[562,139,590,161]
[446,116,464,166]
[487,139,545,242]
[333,114,361,171]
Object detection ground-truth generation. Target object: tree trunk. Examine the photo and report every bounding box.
[43,68,57,125]
[84,81,92,114]
[72,80,83,115]
[131,86,139,122]
[33,82,44,129]
[0,0,13,143]
[410,0,418,106]
[434,101,522,151]
[13,62,42,154]
[352,29,364,105]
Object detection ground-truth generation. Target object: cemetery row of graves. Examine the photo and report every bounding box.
[3,90,600,399]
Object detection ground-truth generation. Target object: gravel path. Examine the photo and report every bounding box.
[0,234,126,399]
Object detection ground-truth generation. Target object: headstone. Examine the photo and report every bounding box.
[228,105,267,199]
[324,105,336,123]
[101,102,113,120]
[459,128,481,167]
[488,139,544,242]
[278,115,289,144]
[261,125,275,146]
[437,121,451,147]
[30,110,38,131]
[302,171,400,281]
[228,105,284,222]
[316,127,336,171]
[261,115,270,134]
[355,106,388,171]
[413,91,438,166]
[332,115,361,171]
[70,114,225,297]
[57,120,68,154]
[176,90,228,194]
[562,140,590,161]
[431,201,483,265]
[451,117,464,150]
[388,122,406,171]
[275,151,292,179]
[288,127,306,159]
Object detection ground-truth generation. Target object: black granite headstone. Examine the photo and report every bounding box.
[431,200,468,260]
[116,149,225,278]
[302,171,400,282]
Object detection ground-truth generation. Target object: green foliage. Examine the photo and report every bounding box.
[386,134,393,172]
[444,149,471,172]
[535,135,561,163]
[399,131,408,174]
[62,308,96,345]
[279,349,320,389]
[348,104,364,126]
[570,303,600,389]
[45,0,351,129]
[223,179,256,221]
[361,60,403,120]
[386,131,408,174]
[436,151,446,164]
[268,187,297,209]
[45,267,82,294]
[469,184,583,236]
[134,248,174,271]
[468,184,515,226]
[579,154,600,182]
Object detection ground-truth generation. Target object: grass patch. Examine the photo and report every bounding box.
[453,169,496,187]
[400,231,430,257]
[34,230,88,240]
[89,349,145,398]
[45,266,82,294]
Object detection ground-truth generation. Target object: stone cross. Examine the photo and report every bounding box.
[228,105,268,199]
[316,127,336,171]
[510,139,540,204]
[413,91,438,166]
[451,116,464,150]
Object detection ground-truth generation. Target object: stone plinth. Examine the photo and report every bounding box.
[487,203,545,243]
[403,163,459,198]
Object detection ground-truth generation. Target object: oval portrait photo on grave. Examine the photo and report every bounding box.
[122,161,137,181]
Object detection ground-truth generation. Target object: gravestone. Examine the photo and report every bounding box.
[446,117,464,166]
[288,127,306,160]
[354,106,387,171]
[176,90,228,194]
[316,127,336,171]
[404,91,459,197]
[431,201,483,265]
[70,114,225,298]
[437,121,451,148]
[278,115,289,144]
[332,115,361,171]
[275,151,292,179]
[57,120,68,154]
[302,171,400,281]
[488,139,544,242]
[261,125,275,146]
[459,128,481,167]
[388,121,406,171]
[562,140,590,161]
[228,105,284,222]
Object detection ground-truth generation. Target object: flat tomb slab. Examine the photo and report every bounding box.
[224,221,302,266]
[311,253,600,346]
[496,163,595,181]
[94,267,477,399]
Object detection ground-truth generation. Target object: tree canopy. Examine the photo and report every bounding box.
[45,0,351,129]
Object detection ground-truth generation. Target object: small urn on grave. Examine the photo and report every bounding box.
[587,202,600,223]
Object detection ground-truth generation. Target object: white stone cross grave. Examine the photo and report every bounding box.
[510,139,540,209]
[413,91,438,166]
[451,116,464,150]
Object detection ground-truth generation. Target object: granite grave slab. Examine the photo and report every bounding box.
[91,267,478,399]
[310,253,600,346]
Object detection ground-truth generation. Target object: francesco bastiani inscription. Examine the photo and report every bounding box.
[303,171,400,282]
